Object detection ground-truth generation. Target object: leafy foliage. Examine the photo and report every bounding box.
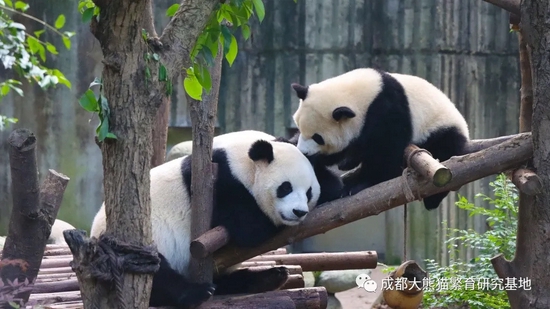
[176,0,268,100]
[0,0,74,130]
[421,174,518,309]
[78,78,117,142]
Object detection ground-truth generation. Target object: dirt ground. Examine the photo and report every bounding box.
[335,266,386,309]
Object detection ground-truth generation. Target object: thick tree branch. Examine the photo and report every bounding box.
[213,133,533,272]
[159,0,219,81]
[481,0,520,16]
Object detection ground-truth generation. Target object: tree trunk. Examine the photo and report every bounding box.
[70,0,219,307]
[508,1,550,307]
[151,97,170,168]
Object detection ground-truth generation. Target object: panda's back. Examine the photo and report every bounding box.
[149,156,193,276]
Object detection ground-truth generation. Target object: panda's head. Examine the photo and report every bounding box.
[291,69,383,156]
[247,139,321,226]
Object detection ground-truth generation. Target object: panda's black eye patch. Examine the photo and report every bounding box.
[312,134,325,145]
[306,187,312,202]
[277,181,293,198]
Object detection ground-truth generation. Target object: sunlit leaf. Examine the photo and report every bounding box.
[82,8,94,23]
[166,3,179,17]
[79,89,99,112]
[62,36,71,49]
[252,0,265,22]
[55,14,66,29]
[225,34,238,66]
[46,43,58,55]
[241,24,251,40]
[14,1,29,11]
[183,69,202,101]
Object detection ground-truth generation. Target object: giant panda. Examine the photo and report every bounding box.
[290,68,470,210]
[47,219,76,245]
[90,130,343,308]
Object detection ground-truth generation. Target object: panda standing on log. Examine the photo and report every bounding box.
[290,68,470,211]
[90,130,343,308]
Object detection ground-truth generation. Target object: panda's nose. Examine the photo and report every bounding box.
[293,209,308,218]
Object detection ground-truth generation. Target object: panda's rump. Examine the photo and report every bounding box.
[149,157,193,276]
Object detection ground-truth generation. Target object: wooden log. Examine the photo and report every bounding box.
[38,267,74,275]
[248,252,377,272]
[45,244,70,250]
[43,254,73,260]
[281,274,305,290]
[190,226,230,259]
[1,129,70,306]
[404,145,452,187]
[204,287,328,309]
[512,168,542,196]
[262,248,287,255]
[213,133,533,273]
[39,258,72,268]
[43,248,72,257]
[32,278,80,293]
[28,291,81,303]
[42,301,84,309]
[238,261,277,267]
[36,273,77,280]
[462,134,520,154]
[481,0,520,16]
[237,265,303,275]
[199,295,297,309]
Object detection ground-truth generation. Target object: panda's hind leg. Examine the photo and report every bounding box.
[214,266,289,295]
[150,253,215,308]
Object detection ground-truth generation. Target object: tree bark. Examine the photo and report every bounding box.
[67,0,219,308]
[187,42,223,283]
[213,133,532,272]
[151,97,170,168]
[493,1,550,307]
[1,129,69,307]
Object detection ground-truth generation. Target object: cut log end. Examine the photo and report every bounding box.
[512,168,542,196]
[433,168,453,187]
[190,225,230,259]
[7,128,37,151]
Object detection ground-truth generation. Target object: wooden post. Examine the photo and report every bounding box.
[187,42,223,284]
[1,129,70,307]
[248,251,378,271]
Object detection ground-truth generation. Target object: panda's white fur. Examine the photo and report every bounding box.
[89,130,339,308]
[293,68,469,157]
[47,219,76,245]
[291,68,470,210]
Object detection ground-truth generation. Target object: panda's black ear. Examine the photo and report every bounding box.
[291,83,308,100]
[248,140,274,164]
[332,107,356,121]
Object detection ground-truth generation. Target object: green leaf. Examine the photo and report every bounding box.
[183,69,203,101]
[106,132,117,139]
[55,14,66,29]
[225,34,238,66]
[220,25,232,56]
[46,43,58,55]
[26,36,40,54]
[145,67,151,79]
[34,29,45,39]
[97,117,109,142]
[4,0,12,8]
[166,3,180,17]
[158,65,167,82]
[62,36,71,49]
[82,8,94,23]
[200,69,212,92]
[52,69,71,88]
[79,89,99,112]
[1,83,10,96]
[152,53,160,61]
[241,24,251,40]
[252,0,265,22]
[14,1,28,11]
[141,29,148,41]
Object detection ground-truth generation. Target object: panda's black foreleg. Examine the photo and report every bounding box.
[423,191,450,210]
[149,253,215,308]
[213,267,289,295]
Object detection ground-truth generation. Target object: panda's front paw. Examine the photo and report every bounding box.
[178,282,215,308]
[248,266,290,293]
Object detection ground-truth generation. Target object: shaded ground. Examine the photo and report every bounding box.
[336,266,385,308]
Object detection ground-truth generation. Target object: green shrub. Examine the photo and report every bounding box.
[421,174,518,309]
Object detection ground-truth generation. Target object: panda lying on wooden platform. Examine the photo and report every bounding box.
[90,130,343,308]
[290,68,471,211]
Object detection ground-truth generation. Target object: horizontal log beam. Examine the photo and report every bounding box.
[248,251,377,272]
[213,133,533,273]
[202,287,328,309]
[481,0,520,16]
